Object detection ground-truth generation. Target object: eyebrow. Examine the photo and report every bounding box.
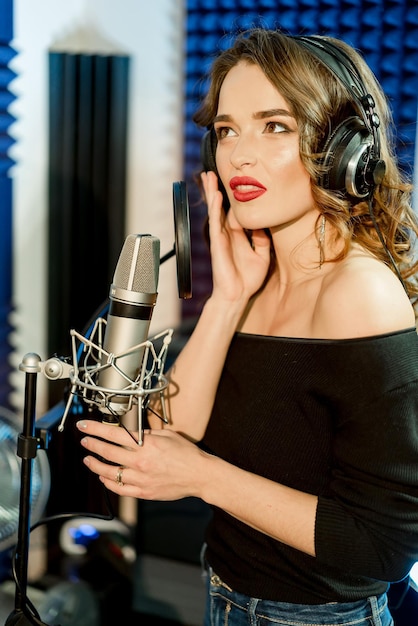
[213,109,294,124]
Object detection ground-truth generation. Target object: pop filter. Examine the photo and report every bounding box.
[172,181,192,300]
[160,181,192,299]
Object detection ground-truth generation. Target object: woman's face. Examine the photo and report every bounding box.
[214,61,316,233]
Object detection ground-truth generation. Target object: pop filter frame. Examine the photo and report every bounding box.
[173,181,192,300]
[160,181,192,299]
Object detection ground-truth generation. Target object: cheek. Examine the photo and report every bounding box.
[272,150,311,186]
[270,144,303,170]
[269,156,313,209]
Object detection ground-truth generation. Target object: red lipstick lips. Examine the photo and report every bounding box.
[229,176,267,202]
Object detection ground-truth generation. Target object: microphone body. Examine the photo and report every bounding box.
[98,234,160,418]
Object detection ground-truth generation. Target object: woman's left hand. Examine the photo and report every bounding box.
[77,419,207,500]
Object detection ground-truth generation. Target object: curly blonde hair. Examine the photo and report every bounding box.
[194,28,418,305]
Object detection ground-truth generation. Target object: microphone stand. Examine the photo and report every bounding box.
[4,331,173,626]
[6,353,49,626]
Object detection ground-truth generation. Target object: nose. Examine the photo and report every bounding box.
[228,134,256,170]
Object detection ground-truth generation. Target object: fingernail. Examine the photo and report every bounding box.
[80,437,87,446]
[77,420,87,429]
[83,456,91,467]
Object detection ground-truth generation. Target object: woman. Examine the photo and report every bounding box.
[77,29,418,625]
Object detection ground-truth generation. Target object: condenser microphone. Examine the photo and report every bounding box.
[98,233,160,420]
[49,182,191,432]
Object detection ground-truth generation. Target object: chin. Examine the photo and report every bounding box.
[231,206,269,231]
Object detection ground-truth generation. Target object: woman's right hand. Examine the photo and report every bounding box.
[201,171,271,306]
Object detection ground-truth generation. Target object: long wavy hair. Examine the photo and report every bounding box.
[194,28,418,307]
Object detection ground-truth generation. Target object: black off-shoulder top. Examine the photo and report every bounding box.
[203,328,418,604]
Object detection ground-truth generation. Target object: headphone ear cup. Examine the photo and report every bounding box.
[201,128,218,174]
[320,116,375,198]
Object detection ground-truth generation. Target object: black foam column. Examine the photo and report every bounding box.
[48,51,130,405]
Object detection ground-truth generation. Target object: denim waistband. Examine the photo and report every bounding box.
[207,567,393,625]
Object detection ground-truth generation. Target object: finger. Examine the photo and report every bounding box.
[80,433,135,467]
[202,172,224,220]
[85,459,139,497]
[98,474,143,499]
[225,205,241,229]
[83,455,136,493]
[82,453,122,480]
[201,170,219,198]
[91,457,158,500]
[77,419,139,447]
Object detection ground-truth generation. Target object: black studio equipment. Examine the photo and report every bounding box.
[2,182,191,626]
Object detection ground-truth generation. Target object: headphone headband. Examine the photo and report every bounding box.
[292,36,367,102]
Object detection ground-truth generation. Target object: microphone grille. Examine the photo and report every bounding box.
[113,234,160,293]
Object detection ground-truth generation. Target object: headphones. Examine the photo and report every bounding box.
[200,34,386,202]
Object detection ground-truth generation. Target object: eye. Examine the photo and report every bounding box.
[264,121,289,134]
[215,126,236,140]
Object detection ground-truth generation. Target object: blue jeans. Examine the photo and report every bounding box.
[204,569,394,626]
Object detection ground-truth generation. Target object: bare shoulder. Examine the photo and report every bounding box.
[312,250,416,339]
